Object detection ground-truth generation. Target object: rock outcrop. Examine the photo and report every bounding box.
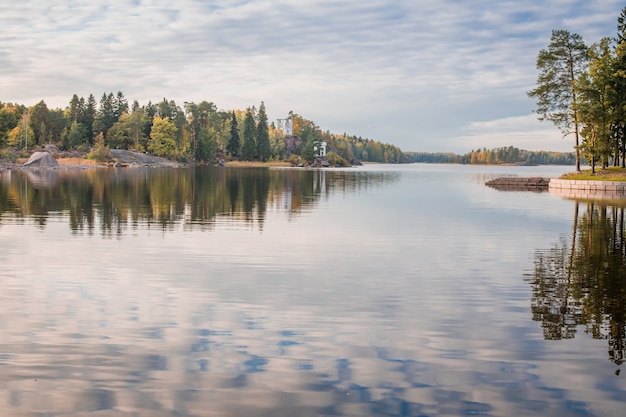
[23,151,59,168]
[310,157,330,168]
[485,177,550,192]
[109,150,181,167]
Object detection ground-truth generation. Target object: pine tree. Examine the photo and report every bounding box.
[29,100,50,145]
[68,94,82,123]
[528,30,589,171]
[84,94,97,144]
[64,120,88,149]
[93,92,116,138]
[241,108,256,161]
[613,6,626,167]
[113,91,128,120]
[226,111,241,157]
[195,128,215,163]
[256,102,270,161]
[577,38,615,172]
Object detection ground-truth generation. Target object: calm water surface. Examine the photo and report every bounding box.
[0,164,625,416]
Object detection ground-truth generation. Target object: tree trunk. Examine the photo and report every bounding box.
[569,48,581,172]
[591,156,596,174]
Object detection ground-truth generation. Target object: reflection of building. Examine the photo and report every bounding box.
[313,170,326,195]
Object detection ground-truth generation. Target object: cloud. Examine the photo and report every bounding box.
[452,114,571,152]
[0,0,622,152]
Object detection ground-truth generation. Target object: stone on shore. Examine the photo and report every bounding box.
[23,151,59,168]
[485,177,550,192]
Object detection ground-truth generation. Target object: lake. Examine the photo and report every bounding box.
[0,163,625,417]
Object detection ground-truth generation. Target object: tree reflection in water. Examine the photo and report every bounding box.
[0,166,397,235]
[529,201,626,373]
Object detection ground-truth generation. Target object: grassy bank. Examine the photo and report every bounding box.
[560,167,626,181]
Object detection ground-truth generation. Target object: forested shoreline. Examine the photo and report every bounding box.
[0,93,578,168]
[0,94,404,166]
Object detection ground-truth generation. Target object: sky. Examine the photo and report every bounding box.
[0,0,624,153]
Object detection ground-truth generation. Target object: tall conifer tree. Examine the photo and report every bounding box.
[241,108,256,161]
[528,30,588,171]
[256,102,270,161]
[227,111,241,157]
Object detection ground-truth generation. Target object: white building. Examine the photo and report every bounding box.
[314,141,327,157]
[276,118,292,136]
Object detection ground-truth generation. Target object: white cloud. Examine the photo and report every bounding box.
[453,114,572,152]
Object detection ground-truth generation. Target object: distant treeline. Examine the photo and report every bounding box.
[404,146,578,165]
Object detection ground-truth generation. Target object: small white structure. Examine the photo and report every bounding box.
[277,118,293,136]
[314,141,327,157]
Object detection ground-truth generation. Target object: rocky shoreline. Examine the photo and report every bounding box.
[0,160,22,170]
[1,148,184,170]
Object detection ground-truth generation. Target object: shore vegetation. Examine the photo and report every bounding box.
[560,166,626,181]
[0,94,404,168]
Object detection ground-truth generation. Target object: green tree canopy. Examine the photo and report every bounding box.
[528,29,589,171]
[241,108,256,161]
[93,93,116,138]
[29,100,51,145]
[107,113,133,150]
[577,37,615,171]
[0,106,20,146]
[64,120,88,149]
[256,102,270,161]
[148,116,177,157]
[227,111,241,157]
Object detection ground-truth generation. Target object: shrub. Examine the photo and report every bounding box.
[0,148,17,162]
[87,132,112,162]
[288,154,304,166]
[326,151,350,167]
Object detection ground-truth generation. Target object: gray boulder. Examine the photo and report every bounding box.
[23,151,59,167]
